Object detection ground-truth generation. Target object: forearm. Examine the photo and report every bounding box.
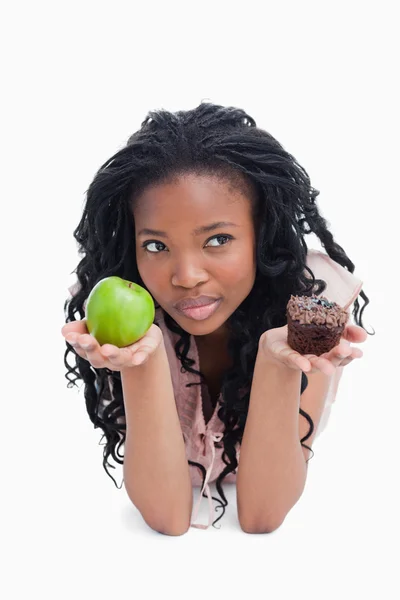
[236,351,307,532]
[121,341,192,535]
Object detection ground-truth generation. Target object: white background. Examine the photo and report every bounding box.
[1,1,399,598]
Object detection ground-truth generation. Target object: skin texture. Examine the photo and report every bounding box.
[131,172,367,375]
[260,322,366,376]
[236,323,367,533]
[132,173,257,356]
[63,173,366,376]
[61,171,367,534]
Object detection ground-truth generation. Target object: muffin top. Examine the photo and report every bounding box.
[286,294,349,328]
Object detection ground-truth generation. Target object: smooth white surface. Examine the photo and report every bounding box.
[2,1,398,599]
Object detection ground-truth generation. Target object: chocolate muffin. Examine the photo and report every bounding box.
[286,294,349,356]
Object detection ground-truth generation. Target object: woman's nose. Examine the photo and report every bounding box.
[171,256,209,288]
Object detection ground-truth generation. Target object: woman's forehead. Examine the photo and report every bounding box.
[132,173,253,218]
[136,173,248,202]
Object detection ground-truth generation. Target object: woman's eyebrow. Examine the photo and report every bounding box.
[137,221,239,238]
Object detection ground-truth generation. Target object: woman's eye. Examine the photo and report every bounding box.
[205,235,232,248]
[142,234,232,254]
[142,241,166,253]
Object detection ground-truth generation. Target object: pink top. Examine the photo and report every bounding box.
[68,249,363,530]
[154,249,363,529]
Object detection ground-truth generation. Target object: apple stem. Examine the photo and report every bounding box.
[128,283,132,288]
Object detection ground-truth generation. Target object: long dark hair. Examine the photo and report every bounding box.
[63,101,372,529]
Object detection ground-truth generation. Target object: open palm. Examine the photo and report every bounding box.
[61,320,163,370]
[259,323,367,376]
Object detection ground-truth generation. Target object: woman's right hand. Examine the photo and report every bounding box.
[61,319,164,371]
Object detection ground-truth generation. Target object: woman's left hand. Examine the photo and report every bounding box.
[259,323,367,376]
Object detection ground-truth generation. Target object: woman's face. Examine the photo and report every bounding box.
[132,173,257,340]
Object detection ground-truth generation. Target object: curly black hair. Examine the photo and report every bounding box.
[63,101,372,529]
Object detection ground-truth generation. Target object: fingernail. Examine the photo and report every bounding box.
[133,352,146,365]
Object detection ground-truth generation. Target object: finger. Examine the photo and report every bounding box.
[77,334,109,368]
[104,345,138,368]
[101,344,135,367]
[125,334,162,366]
[307,355,336,376]
[333,343,363,363]
[315,343,363,373]
[339,356,354,367]
[64,333,90,360]
[65,342,87,360]
[291,354,312,372]
[342,325,368,343]
[320,340,351,363]
[132,351,148,365]
[316,343,351,372]
[351,347,363,359]
[61,319,89,337]
[270,341,311,371]
[333,340,353,360]
[303,354,319,374]
[337,347,363,367]
[101,343,120,358]
[130,344,158,365]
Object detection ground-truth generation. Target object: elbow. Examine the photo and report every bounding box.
[126,492,191,536]
[150,521,190,536]
[238,492,304,533]
[238,494,295,534]
[237,469,307,534]
[145,511,191,536]
[239,512,286,534]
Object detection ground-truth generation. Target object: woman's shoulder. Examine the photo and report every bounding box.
[305,248,363,310]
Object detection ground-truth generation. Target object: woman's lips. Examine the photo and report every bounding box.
[175,299,222,321]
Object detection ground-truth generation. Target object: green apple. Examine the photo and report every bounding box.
[85,276,155,347]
